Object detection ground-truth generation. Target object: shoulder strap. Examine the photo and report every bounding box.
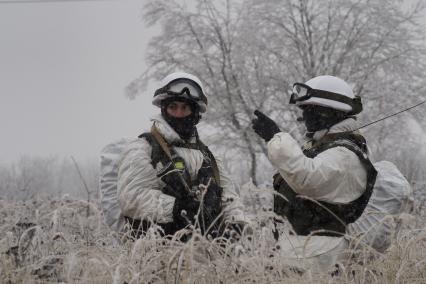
[196,140,221,186]
[309,132,376,189]
[314,132,367,152]
[311,132,378,224]
[138,126,177,168]
[150,125,174,160]
[138,131,168,168]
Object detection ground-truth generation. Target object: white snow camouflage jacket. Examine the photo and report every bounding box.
[268,118,368,270]
[117,115,247,225]
[268,117,367,204]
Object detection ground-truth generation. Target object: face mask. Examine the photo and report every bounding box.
[163,114,198,140]
[161,98,200,140]
[302,105,346,132]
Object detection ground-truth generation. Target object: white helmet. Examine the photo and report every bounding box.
[152,72,208,113]
[290,75,362,114]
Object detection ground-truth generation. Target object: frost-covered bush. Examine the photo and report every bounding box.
[1,195,425,283]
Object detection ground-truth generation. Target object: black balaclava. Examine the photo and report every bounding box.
[161,97,201,141]
[301,105,347,133]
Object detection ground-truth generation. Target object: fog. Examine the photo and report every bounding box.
[0,0,157,163]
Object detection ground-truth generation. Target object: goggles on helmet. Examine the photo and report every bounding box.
[289,83,313,104]
[154,78,207,104]
[289,82,363,115]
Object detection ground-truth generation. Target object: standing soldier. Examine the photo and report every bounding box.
[252,75,377,270]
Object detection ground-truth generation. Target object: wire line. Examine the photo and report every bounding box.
[357,99,426,130]
[0,0,113,4]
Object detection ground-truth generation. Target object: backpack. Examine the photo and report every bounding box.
[346,160,413,252]
[99,138,132,232]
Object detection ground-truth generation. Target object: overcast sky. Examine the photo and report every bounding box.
[0,0,160,163]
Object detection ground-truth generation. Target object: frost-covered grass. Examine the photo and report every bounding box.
[0,193,425,283]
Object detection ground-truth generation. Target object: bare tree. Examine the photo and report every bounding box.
[127,0,426,184]
[248,0,426,165]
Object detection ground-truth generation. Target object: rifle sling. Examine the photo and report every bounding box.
[151,125,174,161]
[150,125,220,186]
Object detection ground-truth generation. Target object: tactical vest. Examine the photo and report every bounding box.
[273,133,377,237]
[125,131,223,238]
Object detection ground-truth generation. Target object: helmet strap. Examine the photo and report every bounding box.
[290,84,363,115]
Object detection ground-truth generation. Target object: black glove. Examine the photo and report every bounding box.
[197,162,215,187]
[197,163,223,234]
[172,196,200,226]
[158,158,192,200]
[162,179,200,228]
[158,159,201,226]
[251,109,281,142]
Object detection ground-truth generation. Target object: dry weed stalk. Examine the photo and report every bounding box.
[0,195,425,283]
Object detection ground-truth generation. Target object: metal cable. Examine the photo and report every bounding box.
[357,99,426,131]
[0,0,113,4]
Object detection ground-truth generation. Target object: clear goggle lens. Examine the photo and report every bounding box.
[290,83,312,104]
[292,84,308,97]
[167,82,201,100]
